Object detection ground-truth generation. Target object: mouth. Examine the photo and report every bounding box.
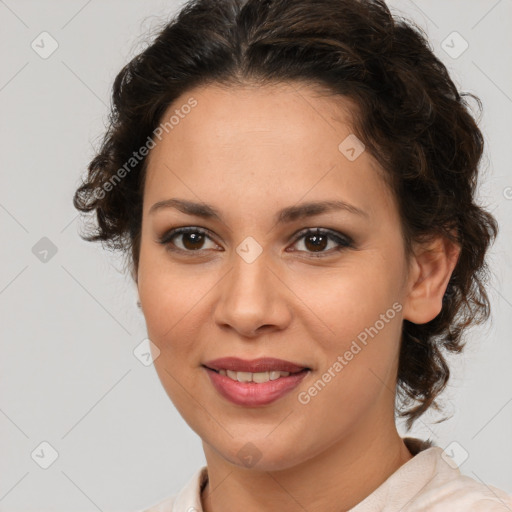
[202,365,310,383]
[202,356,311,386]
[202,359,311,406]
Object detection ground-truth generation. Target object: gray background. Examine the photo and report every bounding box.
[1,0,511,510]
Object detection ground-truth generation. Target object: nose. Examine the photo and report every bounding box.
[213,253,292,338]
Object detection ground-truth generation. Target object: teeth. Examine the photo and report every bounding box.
[220,369,291,383]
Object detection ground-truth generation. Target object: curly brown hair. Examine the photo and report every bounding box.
[73,0,498,429]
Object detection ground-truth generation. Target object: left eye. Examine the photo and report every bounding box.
[289,228,353,256]
[158,227,353,256]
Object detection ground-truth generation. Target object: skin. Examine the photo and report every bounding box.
[136,82,460,512]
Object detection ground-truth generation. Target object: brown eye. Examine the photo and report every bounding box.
[289,228,353,257]
[303,232,329,252]
[180,231,206,250]
[159,227,219,252]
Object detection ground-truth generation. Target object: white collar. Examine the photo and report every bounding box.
[147,437,512,512]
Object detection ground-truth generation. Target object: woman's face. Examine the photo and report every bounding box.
[137,82,415,470]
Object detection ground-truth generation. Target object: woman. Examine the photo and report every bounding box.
[73,0,512,510]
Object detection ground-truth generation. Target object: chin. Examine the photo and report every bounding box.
[211,436,305,472]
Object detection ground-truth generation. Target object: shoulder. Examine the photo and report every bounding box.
[406,473,512,511]
[351,438,512,512]
[139,494,176,512]
[402,443,512,511]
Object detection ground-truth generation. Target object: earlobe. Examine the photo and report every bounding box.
[132,267,141,307]
[402,236,461,324]
[131,265,138,286]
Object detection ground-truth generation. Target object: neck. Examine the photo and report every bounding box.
[201,423,413,512]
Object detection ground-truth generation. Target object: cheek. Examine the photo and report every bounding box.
[137,243,211,340]
[294,261,403,386]
[291,260,397,336]
[297,304,402,444]
[137,252,206,406]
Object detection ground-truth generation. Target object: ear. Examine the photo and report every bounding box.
[131,265,141,308]
[402,235,461,324]
[130,261,138,285]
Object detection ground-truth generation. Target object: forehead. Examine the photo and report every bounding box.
[165,81,358,143]
[143,82,395,221]
[147,81,359,160]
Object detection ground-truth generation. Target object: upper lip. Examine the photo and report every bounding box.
[203,357,309,374]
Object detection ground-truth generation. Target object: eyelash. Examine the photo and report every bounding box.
[157,226,354,258]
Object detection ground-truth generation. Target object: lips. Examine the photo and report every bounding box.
[203,363,310,406]
[202,357,309,374]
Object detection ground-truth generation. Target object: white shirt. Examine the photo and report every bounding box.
[141,437,512,511]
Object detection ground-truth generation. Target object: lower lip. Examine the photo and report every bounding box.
[203,367,310,406]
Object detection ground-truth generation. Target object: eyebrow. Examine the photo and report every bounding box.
[149,198,369,223]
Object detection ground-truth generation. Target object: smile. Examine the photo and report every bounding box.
[203,366,310,406]
[214,368,297,383]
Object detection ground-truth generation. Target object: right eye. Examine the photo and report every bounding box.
[158,227,221,253]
